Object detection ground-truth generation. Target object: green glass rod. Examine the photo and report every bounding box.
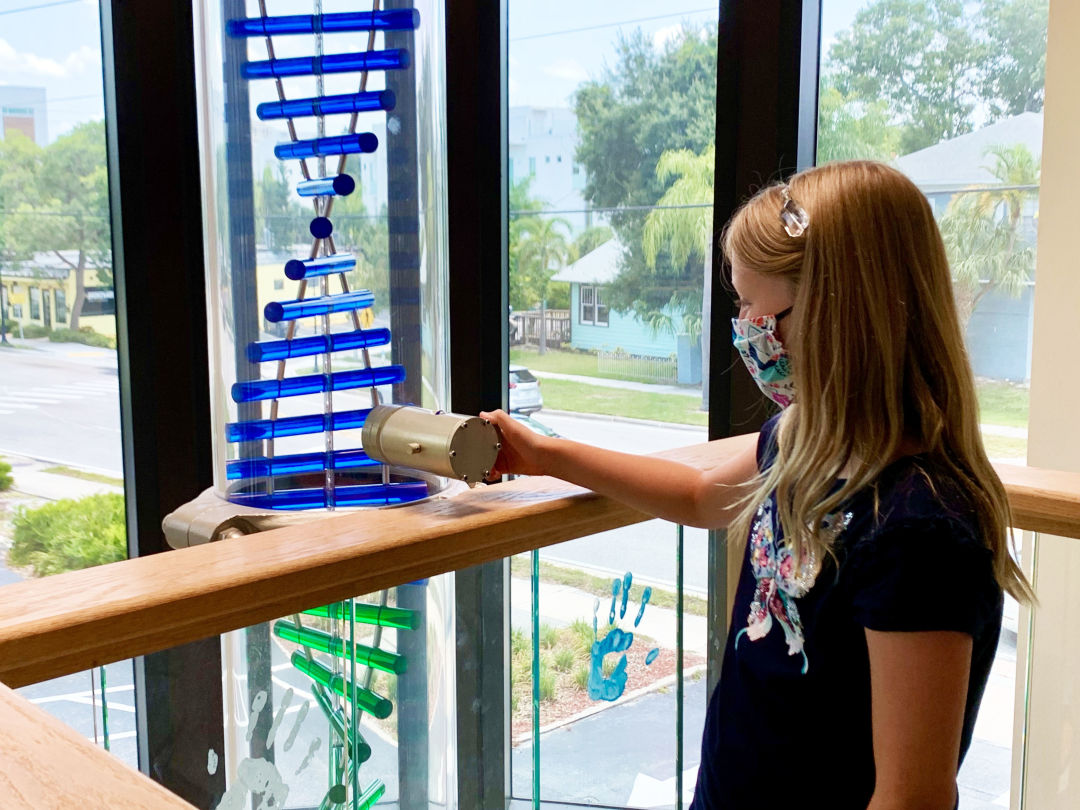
[275,620,407,674]
[310,683,372,764]
[291,652,393,719]
[357,779,386,810]
[302,601,419,630]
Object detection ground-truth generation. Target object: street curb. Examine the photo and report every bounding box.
[0,448,123,480]
[540,410,708,433]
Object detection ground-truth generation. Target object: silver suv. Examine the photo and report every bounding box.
[509,365,543,414]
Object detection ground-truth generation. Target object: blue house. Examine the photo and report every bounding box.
[552,239,702,384]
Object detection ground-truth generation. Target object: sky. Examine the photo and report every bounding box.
[0,0,870,143]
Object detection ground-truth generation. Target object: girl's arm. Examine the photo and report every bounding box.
[480,409,760,529]
[864,628,972,810]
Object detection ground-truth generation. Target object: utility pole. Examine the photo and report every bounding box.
[0,265,10,345]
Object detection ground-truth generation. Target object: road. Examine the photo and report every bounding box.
[0,341,123,474]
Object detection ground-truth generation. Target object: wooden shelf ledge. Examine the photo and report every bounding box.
[0,435,1077,689]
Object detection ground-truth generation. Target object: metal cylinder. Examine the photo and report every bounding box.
[361,405,500,486]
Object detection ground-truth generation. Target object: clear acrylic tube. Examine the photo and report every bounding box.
[283,254,356,281]
[226,447,378,480]
[243,49,410,80]
[230,365,405,403]
[247,328,391,362]
[263,289,373,322]
[258,90,395,122]
[229,480,428,510]
[226,9,419,38]
[225,408,371,442]
[274,132,379,160]
[294,174,357,198]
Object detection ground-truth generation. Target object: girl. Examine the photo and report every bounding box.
[482,160,1034,809]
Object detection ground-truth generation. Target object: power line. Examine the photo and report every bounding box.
[509,7,716,43]
[0,0,81,17]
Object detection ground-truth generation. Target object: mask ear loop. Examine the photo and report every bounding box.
[775,306,794,322]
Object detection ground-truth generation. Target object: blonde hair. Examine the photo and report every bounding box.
[722,160,1034,604]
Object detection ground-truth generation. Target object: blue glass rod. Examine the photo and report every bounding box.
[274,133,378,160]
[264,289,373,323]
[228,481,429,510]
[226,9,419,37]
[243,49,409,80]
[259,90,395,122]
[247,328,391,362]
[226,448,378,481]
[226,408,371,443]
[284,254,356,281]
[231,365,405,403]
[295,174,356,198]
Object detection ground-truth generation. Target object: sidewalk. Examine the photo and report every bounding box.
[530,370,702,398]
[1,454,123,502]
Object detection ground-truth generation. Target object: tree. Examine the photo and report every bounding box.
[568,225,613,263]
[827,0,983,154]
[574,25,716,319]
[642,144,713,340]
[513,215,571,311]
[254,163,306,250]
[0,123,110,330]
[939,143,1039,328]
[816,82,902,164]
[979,0,1049,118]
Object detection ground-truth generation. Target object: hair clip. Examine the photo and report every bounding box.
[779,186,809,238]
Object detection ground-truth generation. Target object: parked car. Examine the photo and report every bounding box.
[509,364,543,414]
[510,412,559,438]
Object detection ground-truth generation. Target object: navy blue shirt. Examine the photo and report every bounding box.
[691,415,1004,809]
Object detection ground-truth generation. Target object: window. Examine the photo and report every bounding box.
[273,278,284,291]
[54,289,66,323]
[528,156,536,176]
[580,284,595,324]
[580,285,608,327]
[28,287,41,320]
[544,155,550,163]
[81,288,115,317]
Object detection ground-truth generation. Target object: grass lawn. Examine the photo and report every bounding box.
[982,435,1028,459]
[539,378,707,426]
[42,466,124,487]
[975,380,1030,428]
[512,347,692,388]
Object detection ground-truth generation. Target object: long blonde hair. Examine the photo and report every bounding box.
[723,160,1034,604]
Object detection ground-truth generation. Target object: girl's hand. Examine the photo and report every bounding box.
[479,409,552,479]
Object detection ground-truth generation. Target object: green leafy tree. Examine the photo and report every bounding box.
[816,82,902,163]
[574,25,716,318]
[940,143,1039,327]
[827,0,983,154]
[568,225,613,263]
[979,0,1049,118]
[254,164,306,250]
[0,123,110,330]
[513,215,571,311]
[642,144,713,341]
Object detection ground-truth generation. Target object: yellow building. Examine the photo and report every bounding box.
[0,251,116,339]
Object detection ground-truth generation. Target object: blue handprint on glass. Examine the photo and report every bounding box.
[587,571,659,702]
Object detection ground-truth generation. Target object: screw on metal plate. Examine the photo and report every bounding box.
[449,449,457,457]
[407,442,422,454]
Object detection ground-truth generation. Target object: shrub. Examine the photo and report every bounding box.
[572,665,589,690]
[19,323,51,338]
[538,664,556,703]
[553,646,577,672]
[48,327,116,349]
[0,458,12,491]
[8,493,126,576]
[538,622,558,649]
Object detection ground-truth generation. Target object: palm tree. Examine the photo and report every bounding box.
[642,145,714,406]
[940,143,1039,329]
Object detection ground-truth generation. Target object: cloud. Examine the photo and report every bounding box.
[653,24,683,51]
[0,39,100,81]
[541,58,588,82]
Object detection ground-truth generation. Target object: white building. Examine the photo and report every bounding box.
[0,86,48,146]
[508,106,592,233]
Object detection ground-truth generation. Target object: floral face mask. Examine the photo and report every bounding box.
[731,306,794,408]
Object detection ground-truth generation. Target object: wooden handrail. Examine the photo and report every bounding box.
[0,680,197,809]
[0,436,1077,689]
